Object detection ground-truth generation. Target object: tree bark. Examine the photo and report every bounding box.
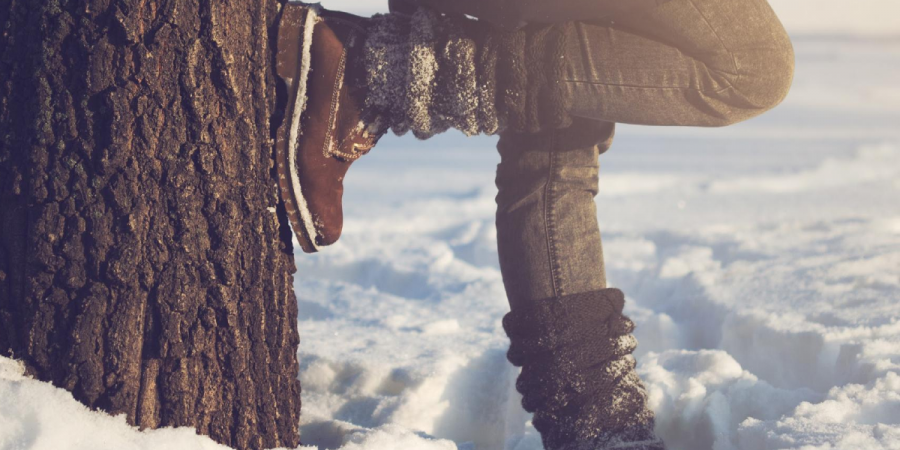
[0,0,301,449]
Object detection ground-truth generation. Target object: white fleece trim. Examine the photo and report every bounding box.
[288,2,321,251]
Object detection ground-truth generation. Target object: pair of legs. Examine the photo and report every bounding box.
[274,1,792,447]
[496,0,794,308]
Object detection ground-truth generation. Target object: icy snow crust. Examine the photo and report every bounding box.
[3,26,900,450]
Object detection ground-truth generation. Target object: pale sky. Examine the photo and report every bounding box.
[317,0,900,36]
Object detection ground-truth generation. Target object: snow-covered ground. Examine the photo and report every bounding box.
[3,3,900,450]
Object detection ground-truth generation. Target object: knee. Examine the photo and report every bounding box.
[716,32,795,126]
[745,41,795,113]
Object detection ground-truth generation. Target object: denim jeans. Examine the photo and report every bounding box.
[496,0,793,307]
[496,121,615,310]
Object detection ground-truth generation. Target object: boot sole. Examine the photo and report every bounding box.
[276,1,321,254]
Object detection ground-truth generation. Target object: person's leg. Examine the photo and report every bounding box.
[493,2,795,305]
[496,119,665,450]
[362,0,795,144]
[495,120,614,309]
[384,0,794,129]
[561,0,795,126]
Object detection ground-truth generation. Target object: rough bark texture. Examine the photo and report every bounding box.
[0,0,301,449]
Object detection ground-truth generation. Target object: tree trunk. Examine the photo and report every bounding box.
[0,0,302,449]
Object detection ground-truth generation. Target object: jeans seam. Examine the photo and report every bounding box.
[561,79,734,95]
[544,134,562,298]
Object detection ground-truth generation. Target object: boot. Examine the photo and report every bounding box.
[276,2,380,253]
[503,289,666,450]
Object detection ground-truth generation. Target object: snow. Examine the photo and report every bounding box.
[0,358,230,450]
[3,8,900,450]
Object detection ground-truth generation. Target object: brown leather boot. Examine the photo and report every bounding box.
[276,2,381,253]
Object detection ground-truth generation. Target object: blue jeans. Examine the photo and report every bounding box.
[496,0,793,307]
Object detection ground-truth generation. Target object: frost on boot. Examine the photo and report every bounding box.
[503,289,665,450]
[363,8,574,139]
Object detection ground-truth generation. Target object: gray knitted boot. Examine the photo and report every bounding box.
[360,8,574,140]
[503,289,666,450]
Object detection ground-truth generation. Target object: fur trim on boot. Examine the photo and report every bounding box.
[363,8,573,138]
[503,289,665,450]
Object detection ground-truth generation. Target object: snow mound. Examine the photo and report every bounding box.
[0,358,232,450]
[640,350,821,450]
[737,373,900,449]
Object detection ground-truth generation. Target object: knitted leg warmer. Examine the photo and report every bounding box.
[362,8,573,139]
[503,289,665,450]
